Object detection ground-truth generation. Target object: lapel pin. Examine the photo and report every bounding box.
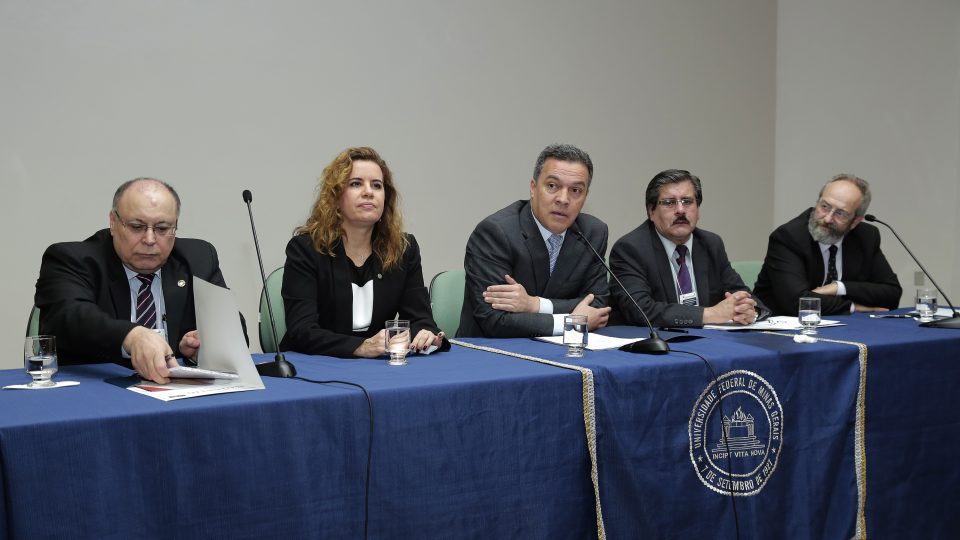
[377,273,383,279]
[177,279,186,288]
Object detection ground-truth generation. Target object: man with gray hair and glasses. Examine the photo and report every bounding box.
[35,177,246,383]
[753,173,902,315]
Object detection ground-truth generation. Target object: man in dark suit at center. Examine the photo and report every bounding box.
[35,177,246,383]
[609,169,767,328]
[458,144,611,338]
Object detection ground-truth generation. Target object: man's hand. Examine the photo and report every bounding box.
[179,330,200,361]
[484,275,540,313]
[354,329,387,358]
[572,293,612,331]
[123,326,177,384]
[812,282,839,296]
[854,304,889,313]
[704,291,758,325]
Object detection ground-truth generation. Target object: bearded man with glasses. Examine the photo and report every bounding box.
[610,169,769,328]
[35,177,246,383]
[754,174,902,316]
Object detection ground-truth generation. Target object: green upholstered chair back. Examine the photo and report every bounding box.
[731,260,763,290]
[259,267,286,353]
[429,270,466,337]
[26,305,40,337]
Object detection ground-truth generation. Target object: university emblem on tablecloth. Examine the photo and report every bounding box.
[689,370,783,496]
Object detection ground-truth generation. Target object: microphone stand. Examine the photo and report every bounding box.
[243,190,298,376]
[571,226,670,354]
[866,214,960,329]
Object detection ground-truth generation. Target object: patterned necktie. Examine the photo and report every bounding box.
[675,245,696,305]
[135,273,157,329]
[825,245,838,284]
[548,234,564,274]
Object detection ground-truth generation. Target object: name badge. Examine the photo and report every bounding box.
[679,291,698,306]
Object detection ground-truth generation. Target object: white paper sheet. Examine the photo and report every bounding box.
[703,315,844,331]
[535,333,646,351]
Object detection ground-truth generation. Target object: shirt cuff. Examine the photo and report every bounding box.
[551,314,565,336]
[836,281,847,296]
[539,297,553,314]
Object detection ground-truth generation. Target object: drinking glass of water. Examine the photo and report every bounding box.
[385,320,411,366]
[798,297,821,336]
[24,335,58,387]
[915,288,937,322]
[563,315,588,357]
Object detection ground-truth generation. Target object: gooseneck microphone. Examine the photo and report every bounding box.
[243,189,298,376]
[865,214,959,329]
[570,225,670,354]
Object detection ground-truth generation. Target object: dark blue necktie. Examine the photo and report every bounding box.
[825,245,838,284]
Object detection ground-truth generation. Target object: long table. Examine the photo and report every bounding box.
[1,314,958,539]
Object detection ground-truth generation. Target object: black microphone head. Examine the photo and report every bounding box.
[242,190,253,203]
[569,222,583,237]
[864,214,876,222]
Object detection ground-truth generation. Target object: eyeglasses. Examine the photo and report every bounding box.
[815,200,854,224]
[657,198,697,209]
[113,210,178,237]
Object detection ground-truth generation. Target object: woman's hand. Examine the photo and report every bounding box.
[353,329,387,358]
[410,330,444,352]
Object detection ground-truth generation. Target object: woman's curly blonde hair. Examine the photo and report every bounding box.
[295,147,408,271]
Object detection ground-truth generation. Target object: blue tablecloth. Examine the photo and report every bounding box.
[1,313,957,539]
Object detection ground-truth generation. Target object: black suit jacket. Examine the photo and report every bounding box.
[457,200,609,338]
[34,228,245,366]
[753,208,902,316]
[280,233,445,358]
[609,220,767,327]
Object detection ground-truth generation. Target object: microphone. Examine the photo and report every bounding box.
[864,214,959,329]
[243,189,298,376]
[570,224,670,354]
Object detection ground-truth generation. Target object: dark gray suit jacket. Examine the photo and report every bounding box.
[457,200,609,338]
[34,228,245,366]
[609,220,767,327]
[753,208,902,315]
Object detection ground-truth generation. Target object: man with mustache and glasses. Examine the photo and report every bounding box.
[609,169,768,328]
[753,174,901,315]
[35,178,246,383]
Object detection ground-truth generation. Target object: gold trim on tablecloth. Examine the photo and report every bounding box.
[449,339,607,540]
[762,332,868,539]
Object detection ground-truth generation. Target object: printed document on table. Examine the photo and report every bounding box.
[125,378,261,402]
[704,315,844,331]
[119,278,265,401]
[536,333,646,350]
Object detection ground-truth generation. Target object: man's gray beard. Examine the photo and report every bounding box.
[807,211,845,245]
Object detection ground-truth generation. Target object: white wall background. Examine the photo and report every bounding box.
[0,0,777,369]
[4,0,957,371]
[776,0,960,308]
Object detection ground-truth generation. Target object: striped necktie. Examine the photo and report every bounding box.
[135,273,158,329]
[548,234,564,274]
